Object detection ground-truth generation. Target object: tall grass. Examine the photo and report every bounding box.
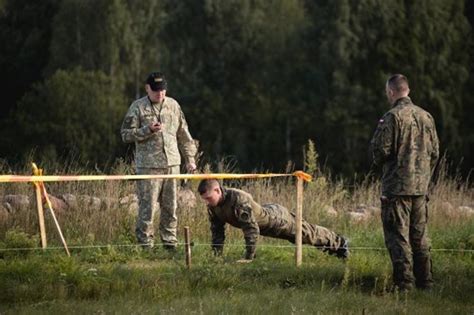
[0,153,472,250]
[0,151,472,313]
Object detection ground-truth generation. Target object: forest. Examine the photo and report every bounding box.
[0,0,473,177]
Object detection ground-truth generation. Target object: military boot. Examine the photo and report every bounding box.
[335,238,350,259]
[413,253,433,290]
[163,244,177,253]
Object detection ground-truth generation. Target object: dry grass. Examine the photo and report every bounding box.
[0,157,472,251]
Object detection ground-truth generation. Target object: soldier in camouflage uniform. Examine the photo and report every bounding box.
[197,179,349,261]
[370,74,439,291]
[121,72,197,250]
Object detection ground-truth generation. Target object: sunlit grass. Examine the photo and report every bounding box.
[0,158,472,313]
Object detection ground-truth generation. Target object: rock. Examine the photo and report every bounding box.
[458,206,474,217]
[61,193,78,208]
[3,194,30,211]
[119,194,138,205]
[127,202,139,216]
[77,195,102,211]
[45,194,68,215]
[440,201,455,218]
[3,202,13,213]
[0,203,10,221]
[119,194,139,216]
[60,194,101,210]
[322,205,338,217]
[101,197,117,209]
[353,204,380,217]
[354,204,368,213]
[348,211,370,222]
[177,187,196,210]
[366,206,381,216]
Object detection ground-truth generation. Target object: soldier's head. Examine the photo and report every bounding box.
[197,179,223,207]
[385,74,410,105]
[145,72,167,103]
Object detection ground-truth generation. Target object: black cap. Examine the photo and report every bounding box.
[146,72,168,91]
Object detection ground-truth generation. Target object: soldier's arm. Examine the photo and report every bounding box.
[208,209,226,256]
[370,113,397,167]
[236,204,260,260]
[176,107,198,164]
[430,116,440,171]
[120,105,154,143]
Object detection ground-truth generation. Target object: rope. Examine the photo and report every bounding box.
[0,170,312,183]
[1,243,472,253]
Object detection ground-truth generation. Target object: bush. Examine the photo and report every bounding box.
[0,228,39,258]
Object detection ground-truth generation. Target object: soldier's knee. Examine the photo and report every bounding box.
[411,238,430,252]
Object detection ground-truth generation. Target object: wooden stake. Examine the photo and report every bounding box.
[41,184,70,257]
[184,226,191,269]
[32,164,47,249]
[295,177,303,267]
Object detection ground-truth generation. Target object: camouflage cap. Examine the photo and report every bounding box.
[146,72,168,91]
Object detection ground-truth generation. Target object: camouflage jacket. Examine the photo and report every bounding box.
[121,96,197,168]
[207,187,272,259]
[370,97,439,196]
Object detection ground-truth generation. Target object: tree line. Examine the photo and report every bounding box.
[0,0,472,177]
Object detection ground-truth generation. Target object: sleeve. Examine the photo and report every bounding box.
[208,208,226,255]
[429,116,440,172]
[370,113,397,167]
[236,202,260,260]
[120,105,154,143]
[176,107,198,164]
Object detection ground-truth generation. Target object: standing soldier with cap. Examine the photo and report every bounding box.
[197,179,349,262]
[370,74,439,291]
[121,72,197,251]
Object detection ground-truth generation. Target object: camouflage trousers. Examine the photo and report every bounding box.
[381,195,433,290]
[135,166,179,247]
[261,204,345,254]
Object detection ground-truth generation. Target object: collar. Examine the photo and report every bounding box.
[147,96,166,107]
[392,96,412,108]
[217,186,228,207]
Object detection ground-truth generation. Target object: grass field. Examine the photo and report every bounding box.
[0,240,472,314]
[0,158,473,314]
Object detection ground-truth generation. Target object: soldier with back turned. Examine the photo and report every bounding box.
[370,74,439,291]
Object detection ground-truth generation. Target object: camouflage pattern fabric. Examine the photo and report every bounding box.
[121,95,197,248]
[371,96,439,290]
[370,97,439,196]
[135,166,179,247]
[208,187,346,259]
[121,96,197,168]
[381,195,433,290]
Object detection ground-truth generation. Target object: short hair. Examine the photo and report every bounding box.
[197,179,221,194]
[387,74,409,93]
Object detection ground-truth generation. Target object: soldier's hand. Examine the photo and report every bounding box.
[236,259,253,264]
[149,122,162,132]
[186,162,197,173]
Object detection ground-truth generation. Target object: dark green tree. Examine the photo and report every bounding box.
[301,0,471,175]
[0,0,59,120]
[13,68,126,164]
[161,0,308,170]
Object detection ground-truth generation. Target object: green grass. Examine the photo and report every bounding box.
[0,159,473,313]
[0,243,472,314]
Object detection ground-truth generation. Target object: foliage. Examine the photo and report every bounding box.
[304,139,318,176]
[0,0,473,175]
[0,245,472,313]
[13,68,126,164]
[0,159,472,313]
[0,228,39,259]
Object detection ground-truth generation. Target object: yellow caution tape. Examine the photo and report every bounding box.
[0,171,312,183]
